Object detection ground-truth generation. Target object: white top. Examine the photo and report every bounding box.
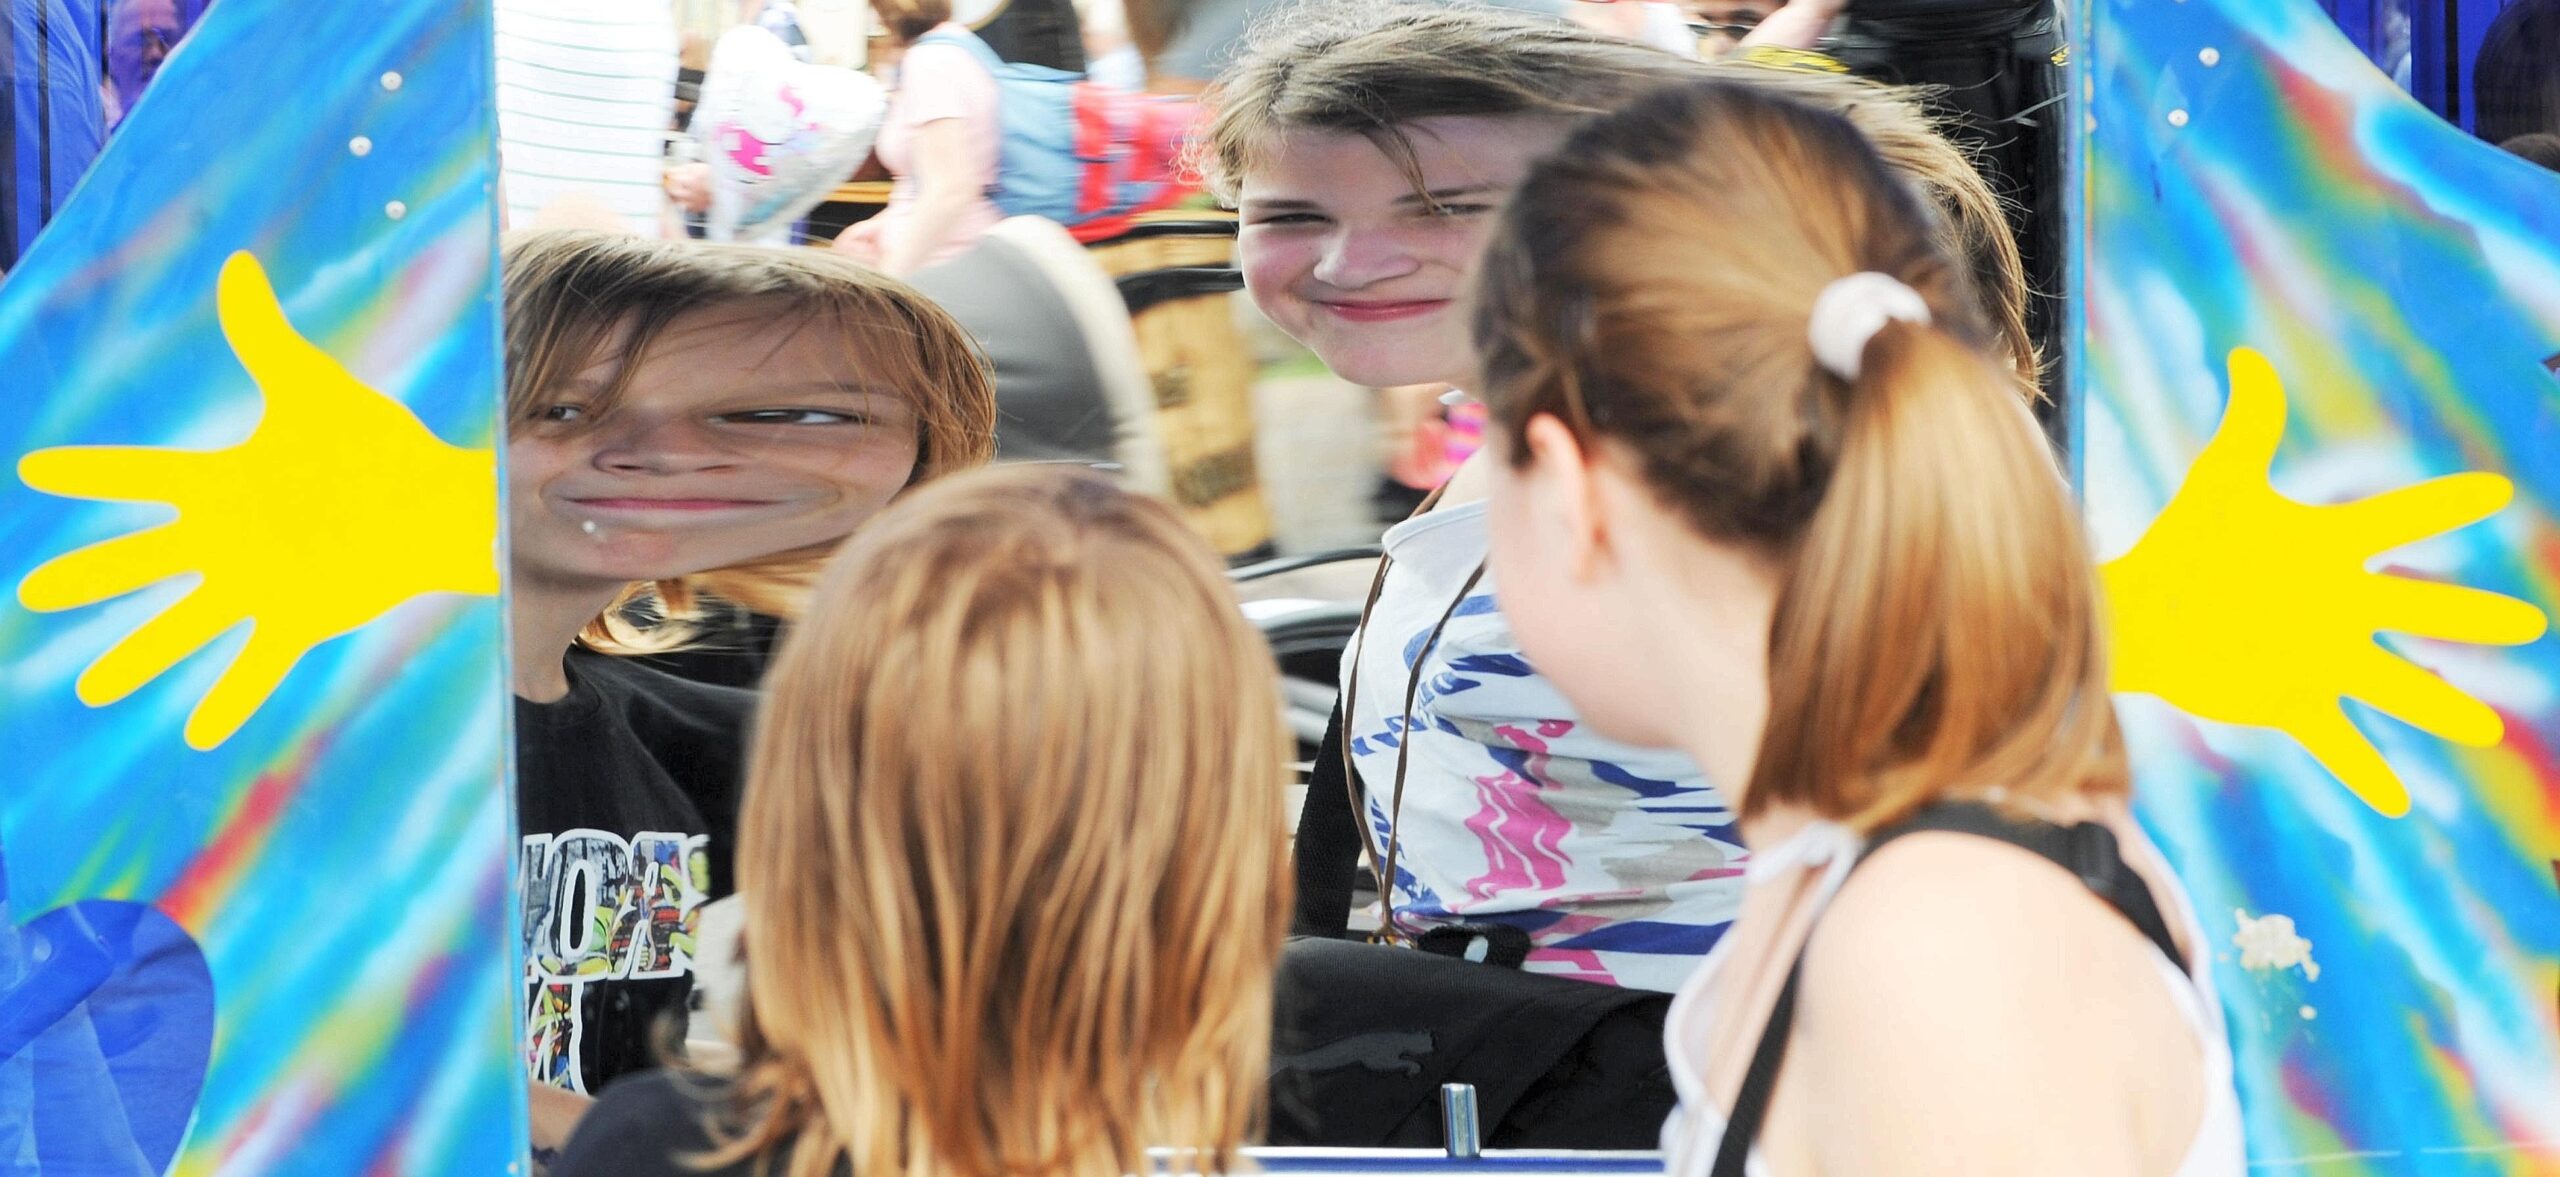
[495,0,680,237]
[1342,500,1747,993]
[1659,818,2247,1177]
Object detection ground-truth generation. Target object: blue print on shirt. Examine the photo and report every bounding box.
[1548,917,1729,956]
[1398,594,1501,669]
[1444,653,1535,678]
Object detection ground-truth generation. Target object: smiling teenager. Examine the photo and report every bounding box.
[1206,0,2034,993]
[498,229,996,1156]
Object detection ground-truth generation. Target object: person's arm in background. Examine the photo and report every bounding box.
[880,118,979,275]
[1738,0,1848,50]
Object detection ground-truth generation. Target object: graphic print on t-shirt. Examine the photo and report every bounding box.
[520,827,711,1092]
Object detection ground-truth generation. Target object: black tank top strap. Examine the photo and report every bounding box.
[1860,802,2186,967]
[1708,801,2185,1177]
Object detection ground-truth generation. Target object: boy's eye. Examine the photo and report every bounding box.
[1426,203,1495,218]
[1248,212,1327,227]
[718,408,860,425]
[535,403,586,423]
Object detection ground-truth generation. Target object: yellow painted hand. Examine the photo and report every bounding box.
[2101,348,2547,817]
[17,251,499,750]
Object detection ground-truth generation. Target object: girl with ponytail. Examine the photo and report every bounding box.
[1475,80,2244,1173]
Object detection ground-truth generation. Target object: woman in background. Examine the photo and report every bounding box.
[834,0,1005,273]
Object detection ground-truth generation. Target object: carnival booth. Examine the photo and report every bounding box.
[0,0,2556,1171]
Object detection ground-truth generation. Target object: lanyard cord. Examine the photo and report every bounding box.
[1338,483,1486,942]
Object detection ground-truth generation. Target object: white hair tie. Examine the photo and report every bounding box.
[1807,272,1931,381]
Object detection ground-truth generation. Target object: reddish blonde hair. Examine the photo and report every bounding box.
[717,466,1291,1177]
[1476,79,2122,831]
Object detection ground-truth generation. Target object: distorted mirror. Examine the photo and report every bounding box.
[60,0,2550,1171]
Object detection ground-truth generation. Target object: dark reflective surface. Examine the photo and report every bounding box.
[2319,0,2557,147]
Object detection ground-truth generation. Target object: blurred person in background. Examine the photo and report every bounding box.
[2476,0,2560,146]
[102,0,210,126]
[832,0,1002,273]
[2504,130,2560,170]
[3,0,103,277]
[959,0,1087,69]
[1680,0,1779,56]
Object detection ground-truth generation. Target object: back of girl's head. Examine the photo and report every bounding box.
[728,465,1290,1177]
[1198,1,2038,382]
[1475,79,2121,831]
[502,229,996,635]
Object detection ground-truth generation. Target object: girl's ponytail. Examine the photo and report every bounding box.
[1477,78,2126,829]
[1754,316,2122,830]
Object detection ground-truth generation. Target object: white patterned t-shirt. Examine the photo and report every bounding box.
[1344,500,1747,993]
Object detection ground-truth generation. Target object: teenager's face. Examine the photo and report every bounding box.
[508,302,922,595]
[1237,116,1570,390]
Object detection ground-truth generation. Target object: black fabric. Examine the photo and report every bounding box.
[1709,961,1798,1177]
[1711,801,2187,1169]
[517,649,755,1097]
[1830,0,2069,432]
[554,1071,845,1177]
[630,611,787,691]
[970,0,1085,72]
[1863,805,2184,967]
[1269,937,1675,1150]
[1290,702,1363,938]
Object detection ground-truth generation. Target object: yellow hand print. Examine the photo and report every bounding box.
[17,251,499,750]
[2101,347,2548,817]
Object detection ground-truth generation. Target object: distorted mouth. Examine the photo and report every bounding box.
[566,497,781,513]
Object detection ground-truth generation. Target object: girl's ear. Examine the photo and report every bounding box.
[1519,413,1611,582]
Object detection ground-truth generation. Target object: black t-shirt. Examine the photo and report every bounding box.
[517,649,754,1096]
[555,1071,841,1177]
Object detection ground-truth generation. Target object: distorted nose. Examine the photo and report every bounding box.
[588,413,740,475]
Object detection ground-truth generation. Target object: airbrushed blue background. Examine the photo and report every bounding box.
[0,0,522,1169]
[2078,0,2560,1169]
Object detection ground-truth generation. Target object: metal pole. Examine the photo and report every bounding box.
[1440,1082,1482,1160]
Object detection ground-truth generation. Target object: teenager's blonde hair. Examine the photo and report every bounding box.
[1197,1,2039,384]
[717,465,1291,1177]
[502,229,997,650]
[1476,79,2123,832]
